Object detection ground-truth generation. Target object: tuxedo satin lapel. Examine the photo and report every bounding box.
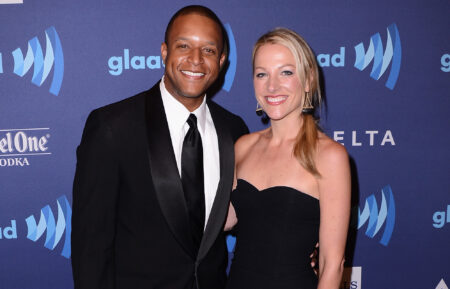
[145,83,196,259]
[197,102,234,262]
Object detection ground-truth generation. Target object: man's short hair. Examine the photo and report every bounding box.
[164,5,229,58]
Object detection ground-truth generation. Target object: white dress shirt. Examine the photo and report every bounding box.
[160,78,220,229]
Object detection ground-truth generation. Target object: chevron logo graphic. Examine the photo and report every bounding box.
[354,23,401,90]
[25,195,72,258]
[352,185,396,246]
[436,279,449,289]
[10,26,64,95]
[226,234,236,253]
[222,23,237,92]
[226,234,237,274]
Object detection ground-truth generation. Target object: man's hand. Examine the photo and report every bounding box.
[309,242,319,275]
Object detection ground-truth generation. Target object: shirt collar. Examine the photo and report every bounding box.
[160,76,207,134]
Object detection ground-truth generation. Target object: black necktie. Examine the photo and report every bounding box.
[181,113,205,252]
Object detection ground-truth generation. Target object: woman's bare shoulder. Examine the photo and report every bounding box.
[316,132,351,199]
[317,132,349,169]
[235,129,268,160]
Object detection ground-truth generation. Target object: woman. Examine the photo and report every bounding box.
[225,28,351,289]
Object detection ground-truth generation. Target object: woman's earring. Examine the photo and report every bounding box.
[302,92,314,115]
[256,102,263,116]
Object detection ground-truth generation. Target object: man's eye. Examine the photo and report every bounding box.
[177,44,188,49]
[203,48,216,54]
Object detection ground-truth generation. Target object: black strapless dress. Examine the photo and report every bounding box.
[226,179,320,289]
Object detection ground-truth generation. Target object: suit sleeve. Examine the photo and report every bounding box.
[71,110,119,289]
[231,115,249,143]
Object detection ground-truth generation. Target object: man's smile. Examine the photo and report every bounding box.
[181,70,206,77]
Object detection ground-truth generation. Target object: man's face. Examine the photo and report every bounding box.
[161,13,225,108]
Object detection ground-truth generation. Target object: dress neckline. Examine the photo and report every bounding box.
[237,178,319,202]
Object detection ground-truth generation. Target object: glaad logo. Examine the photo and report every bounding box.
[441,54,450,72]
[9,26,64,96]
[25,195,72,258]
[432,205,450,228]
[351,185,395,246]
[318,23,401,90]
[0,196,71,258]
[107,49,163,76]
[436,279,449,289]
[0,220,17,239]
[0,128,51,167]
[107,23,237,92]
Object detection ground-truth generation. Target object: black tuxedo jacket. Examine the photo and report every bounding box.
[71,82,248,289]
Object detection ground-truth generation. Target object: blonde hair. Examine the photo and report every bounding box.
[252,27,322,177]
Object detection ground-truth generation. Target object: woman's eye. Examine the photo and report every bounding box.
[281,70,293,76]
[255,73,266,78]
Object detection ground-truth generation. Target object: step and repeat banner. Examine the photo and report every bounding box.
[0,0,448,288]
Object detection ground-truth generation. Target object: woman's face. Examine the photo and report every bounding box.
[253,43,305,122]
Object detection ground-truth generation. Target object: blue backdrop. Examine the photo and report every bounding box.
[0,0,449,288]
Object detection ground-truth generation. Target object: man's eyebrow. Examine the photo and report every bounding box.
[174,37,218,46]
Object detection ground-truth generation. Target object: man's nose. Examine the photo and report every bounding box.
[188,48,204,65]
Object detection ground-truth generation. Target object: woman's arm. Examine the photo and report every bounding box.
[316,141,351,289]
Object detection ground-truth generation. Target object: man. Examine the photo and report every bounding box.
[71,5,248,289]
